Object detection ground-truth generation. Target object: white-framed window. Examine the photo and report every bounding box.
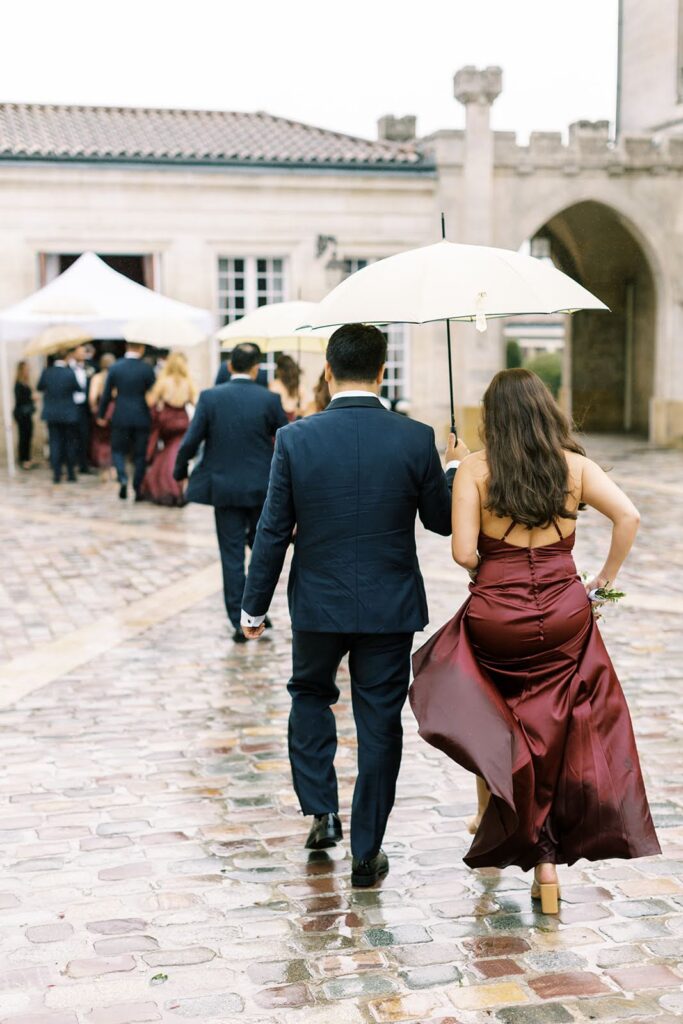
[217,256,286,326]
[341,257,410,403]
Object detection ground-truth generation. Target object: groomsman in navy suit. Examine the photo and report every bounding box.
[174,342,288,642]
[98,342,156,500]
[241,324,468,886]
[37,352,82,483]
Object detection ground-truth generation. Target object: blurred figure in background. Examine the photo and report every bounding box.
[303,370,331,417]
[37,349,81,483]
[216,348,269,387]
[13,360,36,470]
[141,352,198,506]
[269,354,304,421]
[97,342,156,501]
[88,352,116,478]
[68,344,92,474]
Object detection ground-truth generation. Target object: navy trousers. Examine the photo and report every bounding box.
[76,405,90,470]
[214,506,262,629]
[288,630,414,861]
[111,425,149,492]
[48,423,78,482]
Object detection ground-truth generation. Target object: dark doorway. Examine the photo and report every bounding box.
[58,253,149,286]
[533,201,656,435]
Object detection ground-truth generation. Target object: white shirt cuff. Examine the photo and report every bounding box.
[445,460,460,471]
[73,392,87,404]
[241,610,266,628]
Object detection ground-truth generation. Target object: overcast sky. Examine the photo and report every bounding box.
[2,0,618,142]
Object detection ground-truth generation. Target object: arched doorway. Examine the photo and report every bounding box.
[532,201,656,435]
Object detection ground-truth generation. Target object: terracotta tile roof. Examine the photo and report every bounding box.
[0,103,430,169]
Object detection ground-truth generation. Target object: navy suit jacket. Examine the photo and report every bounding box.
[98,356,156,428]
[215,363,268,387]
[174,378,289,508]
[37,365,81,425]
[242,396,455,634]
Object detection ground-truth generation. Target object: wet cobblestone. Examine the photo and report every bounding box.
[1,437,683,1022]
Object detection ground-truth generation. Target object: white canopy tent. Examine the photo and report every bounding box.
[0,253,215,476]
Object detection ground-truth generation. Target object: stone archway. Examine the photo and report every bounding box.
[531,200,657,435]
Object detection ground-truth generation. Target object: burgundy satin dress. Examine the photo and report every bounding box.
[139,404,189,507]
[410,524,660,871]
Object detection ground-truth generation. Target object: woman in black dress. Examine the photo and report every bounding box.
[13,361,35,469]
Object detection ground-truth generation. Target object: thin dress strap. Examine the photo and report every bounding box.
[552,519,564,541]
[502,520,517,540]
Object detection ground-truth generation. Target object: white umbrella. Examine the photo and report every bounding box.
[217,301,330,353]
[123,316,206,349]
[301,233,608,434]
[24,325,93,357]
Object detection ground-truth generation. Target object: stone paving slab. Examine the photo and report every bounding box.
[1,438,683,1023]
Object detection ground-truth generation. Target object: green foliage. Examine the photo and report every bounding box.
[526,351,562,398]
[505,339,523,369]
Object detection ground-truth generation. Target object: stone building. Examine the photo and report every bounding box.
[0,0,681,449]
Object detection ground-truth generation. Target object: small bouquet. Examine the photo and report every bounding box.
[581,572,625,616]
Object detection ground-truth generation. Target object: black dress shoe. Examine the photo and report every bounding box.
[232,627,248,644]
[67,474,77,482]
[351,850,389,887]
[305,813,342,850]
[119,484,128,500]
[134,491,144,503]
[264,616,273,630]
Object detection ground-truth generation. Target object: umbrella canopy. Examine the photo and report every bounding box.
[300,240,608,331]
[123,316,207,349]
[24,325,93,357]
[0,252,214,342]
[217,301,330,354]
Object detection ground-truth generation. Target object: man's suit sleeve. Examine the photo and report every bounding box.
[173,392,208,480]
[215,363,229,385]
[97,366,115,419]
[242,430,295,618]
[417,429,454,537]
[37,369,47,393]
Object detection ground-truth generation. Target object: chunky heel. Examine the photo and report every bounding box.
[531,881,559,914]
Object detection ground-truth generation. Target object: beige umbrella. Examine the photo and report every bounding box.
[302,223,608,435]
[24,324,93,357]
[123,316,207,349]
[217,301,330,353]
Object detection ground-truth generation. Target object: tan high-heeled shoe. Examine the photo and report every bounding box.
[530,880,560,914]
[467,777,491,834]
[531,865,561,914]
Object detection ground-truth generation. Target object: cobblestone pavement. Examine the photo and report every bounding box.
[1,437,682,1024]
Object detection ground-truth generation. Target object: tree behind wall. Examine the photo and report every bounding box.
[506,340,523,368]
[526,352,562,398]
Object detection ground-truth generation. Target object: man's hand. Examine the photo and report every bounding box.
[446,433,470,464]
[243,624,266,640]
[96,418,108,428]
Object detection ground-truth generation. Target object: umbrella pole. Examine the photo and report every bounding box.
[441,213,458,443]
[445,318,457,443]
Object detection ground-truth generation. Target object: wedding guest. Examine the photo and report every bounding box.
[269,354,304,420]
[240,324,467,886]
[68,344,92,473]
[411,368,660,914]
[88,353,116,477]
[140,352,198,506]
[97,342,156,501]
[216,349,269,386]
[174,342,288,643]
[37,349,80,483]
[302,370,331,416]
[13,361,36,469]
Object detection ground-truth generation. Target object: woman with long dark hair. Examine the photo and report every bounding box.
[13,361,35,469]
[410,368,659,914]
[269,354,303,420]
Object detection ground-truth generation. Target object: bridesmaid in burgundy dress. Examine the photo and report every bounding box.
[410,369,660,914]
[140,352,197,506]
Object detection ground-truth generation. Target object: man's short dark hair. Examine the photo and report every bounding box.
[326,324,387,382]
[230,342,262,373]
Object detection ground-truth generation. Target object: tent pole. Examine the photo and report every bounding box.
[441,213,457,442]
[0,340,16,478]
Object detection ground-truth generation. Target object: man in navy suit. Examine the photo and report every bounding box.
[241,324,468,886]
[68,344,93,473]
[174,342,288,643]
[215,350,269,387]
[98,342,156,500]
[37,352,83,483]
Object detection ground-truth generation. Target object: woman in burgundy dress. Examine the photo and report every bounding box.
[140,352,197,506]
[410,369,659,914]
[88,353,116,476]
